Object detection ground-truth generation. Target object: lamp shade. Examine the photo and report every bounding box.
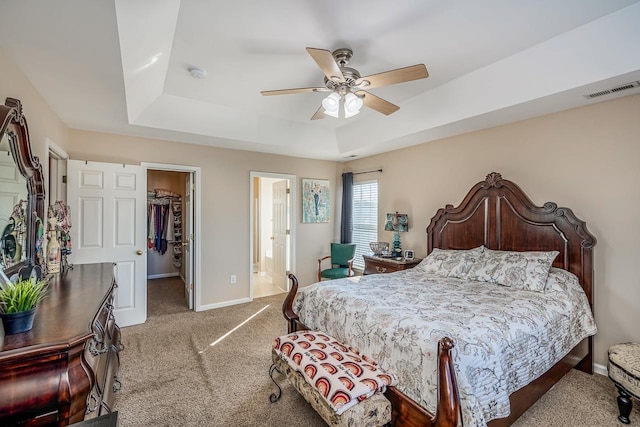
[344,92,363,118]
[322,92,340,118]
[384,212,408,232]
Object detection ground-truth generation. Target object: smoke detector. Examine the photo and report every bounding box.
[188,66,207,79]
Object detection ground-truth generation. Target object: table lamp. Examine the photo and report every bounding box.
[384,212,408,258]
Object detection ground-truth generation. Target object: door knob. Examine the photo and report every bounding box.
[136,249,144,255]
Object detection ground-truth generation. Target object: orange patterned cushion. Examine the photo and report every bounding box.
[274,331,397,415]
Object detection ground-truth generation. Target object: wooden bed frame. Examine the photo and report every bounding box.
[282,172,597,427]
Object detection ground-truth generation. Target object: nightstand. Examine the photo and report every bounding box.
[362,255,423,275]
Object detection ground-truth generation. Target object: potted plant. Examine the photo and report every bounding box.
[0,277,48,335]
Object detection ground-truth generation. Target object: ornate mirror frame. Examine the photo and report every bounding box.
[0,97,45,278]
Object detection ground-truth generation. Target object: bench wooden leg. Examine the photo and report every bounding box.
[616,385,633,424]
[269,364,283,403]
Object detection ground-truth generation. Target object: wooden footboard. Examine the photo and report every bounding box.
[283,274,461,427]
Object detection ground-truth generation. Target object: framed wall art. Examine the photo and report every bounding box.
[302,178,330,223]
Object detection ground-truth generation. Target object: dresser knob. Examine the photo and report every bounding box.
[88,336,108,356]
[86,392,98,414]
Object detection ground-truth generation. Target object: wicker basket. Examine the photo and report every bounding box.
[369,242,390,256]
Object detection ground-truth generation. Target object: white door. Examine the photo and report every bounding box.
[184,173,194,310]
[67,160,147,327]
[272,179,289,289]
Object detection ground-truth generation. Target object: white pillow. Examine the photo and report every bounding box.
[544,267,581,293]
[466,248,559,292]
[416,246,485,279]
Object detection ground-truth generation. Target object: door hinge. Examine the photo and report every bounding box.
[62,175,67,184]
[286,229,290,235]
[286,188,290,194]
[190,233,194,240]
[189,283,194,291]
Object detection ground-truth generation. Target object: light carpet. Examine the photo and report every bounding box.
[115,281,639,426]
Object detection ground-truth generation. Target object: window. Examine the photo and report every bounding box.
[351,180,378,270]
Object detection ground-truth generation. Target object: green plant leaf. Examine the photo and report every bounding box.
[0,277,48,314]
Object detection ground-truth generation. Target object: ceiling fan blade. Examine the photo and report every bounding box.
[261,87,330,96]
[359,91,400,115]
[306,47,345,82]
[311,105,325,120]
[356,64,428,90]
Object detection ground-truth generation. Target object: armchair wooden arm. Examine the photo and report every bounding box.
[317,255,331,281]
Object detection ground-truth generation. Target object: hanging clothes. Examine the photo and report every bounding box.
[147,188,182,264]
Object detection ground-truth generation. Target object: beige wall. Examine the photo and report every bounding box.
[0,48,70,207]
[66,130,338,306]
[342,93,640,368]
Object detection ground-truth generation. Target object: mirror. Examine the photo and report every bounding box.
[0,132,28,269]
[0,98,45,280]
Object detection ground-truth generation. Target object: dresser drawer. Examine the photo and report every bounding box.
[362,255,422,275]
[364,258,398,274]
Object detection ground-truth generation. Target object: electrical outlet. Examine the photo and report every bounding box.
[230,275,237,284]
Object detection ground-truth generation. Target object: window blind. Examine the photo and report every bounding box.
[351,180,378,270]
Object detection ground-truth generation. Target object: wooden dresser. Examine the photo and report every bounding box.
[0,263,123,425]
[362,255,423,275]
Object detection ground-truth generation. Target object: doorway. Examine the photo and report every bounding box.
[250,172,295,299]
[46,138,68,205]
[143,162,201,315]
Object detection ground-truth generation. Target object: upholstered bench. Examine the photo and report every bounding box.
[609,342,640,424]
[269,331,395,427]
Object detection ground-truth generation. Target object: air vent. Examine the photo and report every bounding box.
[584,81,639,99]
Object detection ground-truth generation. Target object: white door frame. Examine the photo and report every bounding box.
[142,162,203,311]
[46,138,69,205]
[249,171,296,300]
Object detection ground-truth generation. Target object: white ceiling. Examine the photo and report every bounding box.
[1,0,639,161]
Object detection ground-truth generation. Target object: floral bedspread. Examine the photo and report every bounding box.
[293,270,597,426]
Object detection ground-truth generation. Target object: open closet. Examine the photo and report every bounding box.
[147,169,190,314]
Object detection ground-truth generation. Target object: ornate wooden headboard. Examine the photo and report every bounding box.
[426,172,597,307]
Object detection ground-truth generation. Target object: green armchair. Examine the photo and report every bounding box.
[318,243,357,281]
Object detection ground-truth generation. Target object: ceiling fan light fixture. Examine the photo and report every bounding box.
[324,108,340,118]
[344,92,363,115]
[344,107,360,118]
[322,92,340,117]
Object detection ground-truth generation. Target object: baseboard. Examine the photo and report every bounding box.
[147,272,180,280]
[197,297,252,312]
[593,362,607,376]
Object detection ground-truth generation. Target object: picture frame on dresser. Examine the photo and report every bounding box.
[403,250,414,260]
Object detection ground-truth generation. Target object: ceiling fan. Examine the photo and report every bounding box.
[261,47,429,120]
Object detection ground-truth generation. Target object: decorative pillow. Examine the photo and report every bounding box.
[416,246,485,279]
[466,249,559,292]
[544,267,581,294]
